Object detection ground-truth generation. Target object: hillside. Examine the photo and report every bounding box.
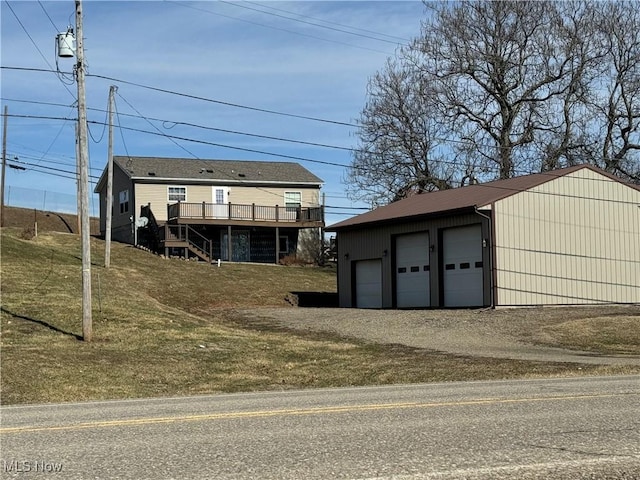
[1,223,636,405]
[1,205,100,235]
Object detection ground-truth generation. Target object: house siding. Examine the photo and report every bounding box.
[229,186,320,207]
[98,164,136,244]
[493,169,640,305]
[132,183,321,222]
[335,213,491,308]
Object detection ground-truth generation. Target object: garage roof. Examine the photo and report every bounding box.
[328,165,636,231]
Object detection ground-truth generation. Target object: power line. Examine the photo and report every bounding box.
[221,0,407,46]
[4,3,76,99]
[89,73,359,127]
[3,96,357,152]
[1,67,359,127]
[164,0,394,56]
[10,157,100,180]
[37,0,60,31]
[242,0,411,43]
[7,111,639,199]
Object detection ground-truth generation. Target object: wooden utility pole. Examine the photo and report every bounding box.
[76,0,92,341]
[1,106,7,228]
[104,85,116,268]
[75,123,81,234]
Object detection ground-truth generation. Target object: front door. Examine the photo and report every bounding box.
[212,187,229,219]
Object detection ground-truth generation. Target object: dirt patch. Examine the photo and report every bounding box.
[238,305,640,366]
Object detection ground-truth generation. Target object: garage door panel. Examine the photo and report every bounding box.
[396,233,430,308]
[443,225,483,307]
[355,259,382,308]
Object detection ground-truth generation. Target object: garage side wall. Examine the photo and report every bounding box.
[493,169,640,305]
[335,213,491,308]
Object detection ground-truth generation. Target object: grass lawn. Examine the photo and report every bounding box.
[1,226,638,405]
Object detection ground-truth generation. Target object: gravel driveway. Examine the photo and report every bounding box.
[238,306,640,366]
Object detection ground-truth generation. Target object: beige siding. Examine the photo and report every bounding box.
[229,186,320,207]
[493,169,640,305]
[134,184,320,222]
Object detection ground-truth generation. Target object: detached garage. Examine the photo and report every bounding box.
[328,165,640,308]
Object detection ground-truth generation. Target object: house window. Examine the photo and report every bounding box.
[215,188,225,204]
[279,236,289,253]
[119,190,129,214]
[284,191,301,208]
[168,186,186,202]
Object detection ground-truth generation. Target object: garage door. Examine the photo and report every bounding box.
[396,232,430,308]
[443,225,483,307]
[355,259,382,308]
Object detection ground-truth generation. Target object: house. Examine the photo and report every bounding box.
[94,156,324,263]
[327,165,640,308]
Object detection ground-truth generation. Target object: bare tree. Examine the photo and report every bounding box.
[415,1,596,178]
[588,1,640,182]
[349,1,640,206]
[346,58,457,206]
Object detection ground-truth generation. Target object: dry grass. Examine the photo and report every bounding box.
[536,316,640,355]
[1,227,636,405]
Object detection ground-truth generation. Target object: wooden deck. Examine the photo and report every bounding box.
[167,202,324,228]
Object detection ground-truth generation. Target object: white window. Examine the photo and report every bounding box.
[168,186,186,202]
[119,190,129,214]
[215,188,225,204]
[284,191,301,208]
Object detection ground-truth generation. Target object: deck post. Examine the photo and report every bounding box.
[227,225,232,262]
[275,226,279,264]
[202,201,206,219]
[275,205,279,222]
[252,203,255,221]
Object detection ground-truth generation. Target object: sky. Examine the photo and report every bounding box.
[1,0,426,226]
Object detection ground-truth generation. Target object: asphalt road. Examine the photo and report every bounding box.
[1,376,639,479]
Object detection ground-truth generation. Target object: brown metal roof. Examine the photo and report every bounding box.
[111,156,323,185]
[328,165,634,231]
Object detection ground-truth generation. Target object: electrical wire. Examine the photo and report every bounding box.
[37,0,60,31]
[164,0,394,56]
[242,0,411,43]
[6,110,639,199]
[221,0,407,46]
[1,67,358,127]
[4,3,76,96]
[3,96,357,152]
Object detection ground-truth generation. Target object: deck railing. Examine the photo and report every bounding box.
[167,202,324,224]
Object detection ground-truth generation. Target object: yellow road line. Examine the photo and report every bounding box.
[0,393,631,434]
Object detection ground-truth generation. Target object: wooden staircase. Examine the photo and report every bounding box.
[163,224,213,263]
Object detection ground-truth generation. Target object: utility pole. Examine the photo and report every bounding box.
[105,85,116,268]
[75,0,92,341]
[75,123,81,234]
[1,106,7,228]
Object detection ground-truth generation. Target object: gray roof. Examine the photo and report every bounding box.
[328,164,638,231]
[108,156,323,186]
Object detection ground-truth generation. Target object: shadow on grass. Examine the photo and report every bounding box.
[287,292,338,308]
[1,307,82,340]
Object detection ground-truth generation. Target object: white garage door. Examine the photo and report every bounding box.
[355,259,382,308]
[396,232,430,308]
[443,225,484,307]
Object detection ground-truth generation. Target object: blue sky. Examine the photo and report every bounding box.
[1,1,426,225]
